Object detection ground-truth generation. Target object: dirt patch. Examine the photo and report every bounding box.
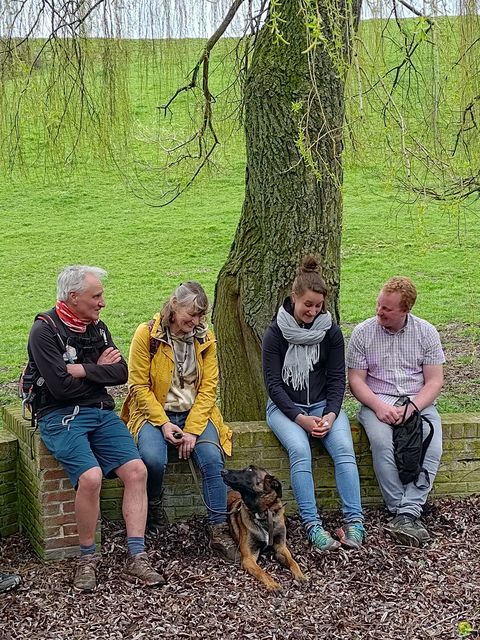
[1,498,479,639]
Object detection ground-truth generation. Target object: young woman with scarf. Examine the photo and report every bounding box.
[121,281,236,562]
[262,256,365,551]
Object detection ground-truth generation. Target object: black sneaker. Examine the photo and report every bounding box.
[0,572,21,594]
[385,514,431,547]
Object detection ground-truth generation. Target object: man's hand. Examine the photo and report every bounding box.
[375,402,404,425]
[311,412,336,438]
[66,364,86,378]
[177,433,197,460]
[97,347,122,365]
[161,422,184,445]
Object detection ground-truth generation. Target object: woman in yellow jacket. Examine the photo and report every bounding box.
[121,281,235,561]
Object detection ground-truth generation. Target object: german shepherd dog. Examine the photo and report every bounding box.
[221,466,308,591]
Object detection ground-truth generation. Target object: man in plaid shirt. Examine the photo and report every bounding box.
[347,276,444,546]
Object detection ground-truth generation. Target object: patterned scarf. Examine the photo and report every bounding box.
[55,300,93,333]
[276,304,332,390]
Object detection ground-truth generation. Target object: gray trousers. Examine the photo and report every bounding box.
[358,404,443,518]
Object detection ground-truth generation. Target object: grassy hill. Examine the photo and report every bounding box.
[1,31,478,413]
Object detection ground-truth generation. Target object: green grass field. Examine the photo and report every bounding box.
[1,33,479,414]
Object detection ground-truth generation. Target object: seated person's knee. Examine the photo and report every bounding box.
[119,458,148,485]
[78,466,103,494]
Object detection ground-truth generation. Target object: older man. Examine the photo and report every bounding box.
[27,265,164,591]
[347,277,444,546]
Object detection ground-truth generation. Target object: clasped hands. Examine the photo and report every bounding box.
[296,412,336,438]
[375,402,414,425]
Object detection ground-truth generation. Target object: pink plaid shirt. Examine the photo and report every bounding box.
[346,314,445,405]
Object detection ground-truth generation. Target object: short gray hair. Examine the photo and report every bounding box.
[57,265,107,301]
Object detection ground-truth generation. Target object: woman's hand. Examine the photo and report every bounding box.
[311,412,336,438]
[161,422,184,444]
[295,413,323,434]
[177,432,197,460]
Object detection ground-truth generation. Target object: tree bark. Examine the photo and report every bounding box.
[213,0,356,421]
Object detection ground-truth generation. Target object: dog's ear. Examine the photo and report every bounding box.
[265,475,282,498]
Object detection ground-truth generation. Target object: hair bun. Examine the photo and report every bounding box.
[298,254,320,275]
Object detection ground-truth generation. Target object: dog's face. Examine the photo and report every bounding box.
[221,466,282,501]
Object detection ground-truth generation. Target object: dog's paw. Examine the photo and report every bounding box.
[265,580,283,592]
[294,573,310,584]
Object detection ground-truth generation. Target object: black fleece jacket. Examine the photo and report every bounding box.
[262,298,346,422]
[28,309,127,418]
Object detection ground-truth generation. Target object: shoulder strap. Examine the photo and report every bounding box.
[147,319,160,360]
[419,415,435,465]
[401,397,419,421]
[414,414,435,489]
[35,311,67,352]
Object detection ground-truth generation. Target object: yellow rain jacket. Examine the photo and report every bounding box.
[121,313,232,456]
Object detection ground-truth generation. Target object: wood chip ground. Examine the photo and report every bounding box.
[1,497,479,639]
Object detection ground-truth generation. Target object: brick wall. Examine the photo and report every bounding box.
[0,428,18,537]
[2,405,479,559]
[2,407,100,560]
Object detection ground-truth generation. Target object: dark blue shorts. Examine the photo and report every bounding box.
[39,406,141,488]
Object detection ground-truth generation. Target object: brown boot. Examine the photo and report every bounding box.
[208,522,238,563]
[73,554,99,592]
[147,495,169,533]
[125,553,166,587]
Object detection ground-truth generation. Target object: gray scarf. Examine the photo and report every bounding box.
[276,304,332,391]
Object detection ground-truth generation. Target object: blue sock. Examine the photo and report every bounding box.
[80,543,96,556]
[127,536,145,557]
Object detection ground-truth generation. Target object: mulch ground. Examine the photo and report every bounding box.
[1,496,479,640]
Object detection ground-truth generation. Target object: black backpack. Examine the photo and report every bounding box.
[19,312,67,427]
[392,399,435,488]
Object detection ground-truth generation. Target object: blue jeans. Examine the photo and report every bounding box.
[266,400,363,527]
[137,412,227,524]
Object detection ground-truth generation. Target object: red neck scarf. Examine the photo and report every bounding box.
[55,300,92,333]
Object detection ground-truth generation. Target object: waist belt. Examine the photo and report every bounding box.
[89,401,115,410]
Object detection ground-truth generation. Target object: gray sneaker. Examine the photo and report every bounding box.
[73,554,99,592]
[208,522,238,563]
[385,514,431,547]
[125,553,166,587]
[0,572,21,594]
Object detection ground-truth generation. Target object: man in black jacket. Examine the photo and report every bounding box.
[28,265,164,591]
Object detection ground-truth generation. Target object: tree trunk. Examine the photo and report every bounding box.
[213,0,356,421]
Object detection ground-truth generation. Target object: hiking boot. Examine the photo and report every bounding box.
[0,572,21,594]
[385,514,431,547]
[73,554,99,592]
[147,496,169,533]
[336,522,366,549]
[125,553,166,587]
[307,524,341,552]
[208,522,238,563]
